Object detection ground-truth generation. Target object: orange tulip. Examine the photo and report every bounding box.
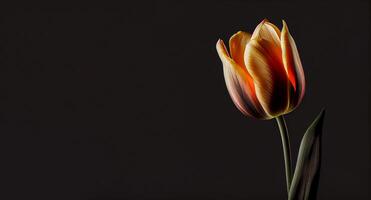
[216,19,305,119]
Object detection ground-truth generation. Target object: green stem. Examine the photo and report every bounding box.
[275,115,293,193]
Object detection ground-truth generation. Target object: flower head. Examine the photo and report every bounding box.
[216,19,305,119]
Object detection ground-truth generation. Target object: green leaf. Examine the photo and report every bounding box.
[289,109,325,200]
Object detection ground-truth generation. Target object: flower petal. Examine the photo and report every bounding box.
[281,20,305,109]
[216,39,267,119]
[229,31,251,68]
[244,38,290,117]
[228,31,256,99]
[251,19,281,48]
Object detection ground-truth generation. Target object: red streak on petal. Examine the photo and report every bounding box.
[246,73,256,95]
[288,68,297,91]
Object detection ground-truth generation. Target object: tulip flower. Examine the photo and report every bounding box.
[216,19,325,200]
[216,19,305,120]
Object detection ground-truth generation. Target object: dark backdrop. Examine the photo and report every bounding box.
[1,1,370,200]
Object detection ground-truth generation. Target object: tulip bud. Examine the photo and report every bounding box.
[216,19,305,119]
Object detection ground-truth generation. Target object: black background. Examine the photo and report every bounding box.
[1,1,370,200]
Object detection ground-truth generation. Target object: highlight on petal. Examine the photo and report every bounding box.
[216,39,268,119]
[281,20,305,109]
[251,19,281,48]
[244,38,290,117]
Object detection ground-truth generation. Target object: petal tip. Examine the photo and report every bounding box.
[282,20,289,32]
[230,31,242,39]
[216,39,224,48]
[230,31,251,41]
[216,39,230,59]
